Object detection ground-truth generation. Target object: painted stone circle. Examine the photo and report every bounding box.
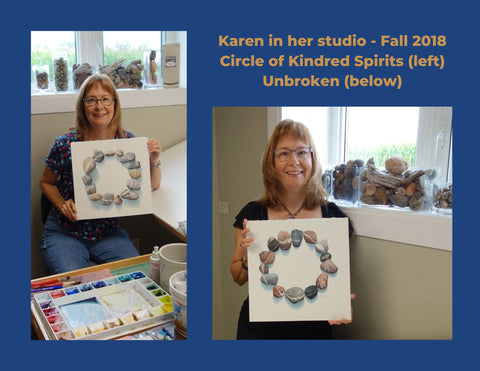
[259,229,338,305]
[81,149,142,207]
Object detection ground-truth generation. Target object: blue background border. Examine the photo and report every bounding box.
[4,0,476,369]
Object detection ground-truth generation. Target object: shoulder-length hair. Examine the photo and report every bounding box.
[261,119,328,209]
[74,73,124,140]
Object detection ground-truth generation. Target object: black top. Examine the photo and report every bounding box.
[234,201,353,236]
[233,200,353,340]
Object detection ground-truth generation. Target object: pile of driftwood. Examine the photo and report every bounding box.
[359,157,431,211]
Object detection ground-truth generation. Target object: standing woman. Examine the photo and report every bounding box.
[39,73,162,274]
[231,119,354,339]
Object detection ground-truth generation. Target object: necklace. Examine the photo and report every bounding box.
[277,199,306,219]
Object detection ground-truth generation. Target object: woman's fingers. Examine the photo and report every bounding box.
[60,199,77,222]
[147,138,162,162]
[329,293,356,325]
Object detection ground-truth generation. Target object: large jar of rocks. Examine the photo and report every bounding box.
[359,156,437,211]
[73,63,94,89]
[331,159,364,206]
[33,65,49,90]
[433,182,452,214]
[53,49,69,92]
[144,50,161,86]
[321,166,334,200]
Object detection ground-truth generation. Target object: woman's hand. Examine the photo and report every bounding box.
[328,293,356,326]
[59,199,78,222]
[147,138,162,165]
[231,219,255,286]
[39,166,78,222]
[239,219,255,259]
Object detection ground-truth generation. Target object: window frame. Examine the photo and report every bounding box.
[268,107,452,251]
[31,31,187,113]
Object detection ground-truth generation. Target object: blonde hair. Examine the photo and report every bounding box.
[261,119,328,209]
[74,74,124,140]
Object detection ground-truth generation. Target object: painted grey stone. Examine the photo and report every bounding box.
[82,174,93,185]
[86,185,96,194]
[120,152,135,163]
[126,178,141,190]
[93,150,104,162]
[126,161,141,169]
[291,229,303,247]
[320,252,332,262]
[102,193,114,205]
[285,287,305,304]
[120,189,139,200]
[267,237,279,252]
[259,264,269,274]
[260,273,278,286]
[304,285,318,299]
[315,239,329,254]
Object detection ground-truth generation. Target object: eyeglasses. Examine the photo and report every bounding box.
[83,96,115,107]
[274,147,312,162]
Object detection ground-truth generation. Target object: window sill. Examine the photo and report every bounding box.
[340,205,452,252]
[31,86,187,114]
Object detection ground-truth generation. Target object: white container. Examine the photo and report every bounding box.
[169,270,186,338]
[162,42,180,87]
[159,243,186,293]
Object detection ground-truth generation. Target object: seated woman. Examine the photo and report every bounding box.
[39,73,162,274]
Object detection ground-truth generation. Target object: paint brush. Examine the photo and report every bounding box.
[38,281,80,289]
[31,281,80,292]
[31,276,71,288]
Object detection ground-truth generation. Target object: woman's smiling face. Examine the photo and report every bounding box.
[84,82,115,128]
[274,135,313,191]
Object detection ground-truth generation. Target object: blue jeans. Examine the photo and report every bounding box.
[40,212,139,274]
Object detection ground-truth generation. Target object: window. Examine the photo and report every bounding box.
[281,106,452,183]
[31,31,76,91]
[102,31,163,65]
[31,31,187,94]
[346,107,419,170]
[277,106,452,251]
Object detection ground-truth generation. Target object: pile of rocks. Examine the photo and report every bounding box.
[98,59,144,89]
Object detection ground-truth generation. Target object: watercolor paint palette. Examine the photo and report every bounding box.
[32,271,173,340]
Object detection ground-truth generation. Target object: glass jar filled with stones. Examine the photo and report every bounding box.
[433,182,452,214]
[53,49,69,92]
[332,159,364,206]
[33,65,50,90]
[143,50,161,87]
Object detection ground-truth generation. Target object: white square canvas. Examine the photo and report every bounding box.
[71,137,152,220]
[247,218,351,322]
